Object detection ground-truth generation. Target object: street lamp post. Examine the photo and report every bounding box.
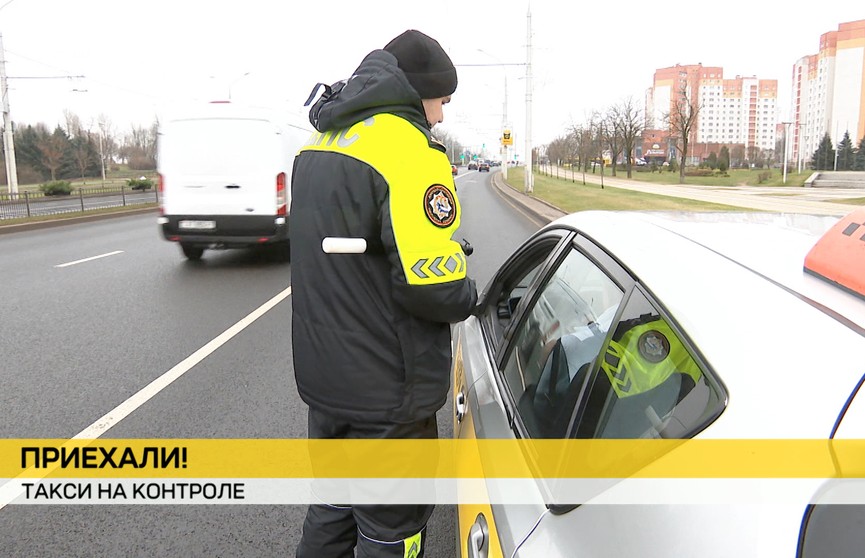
[781,121,792,184]
[501,73,508,180]
[524,5,533,194]
[477,49,509,180]
[228,72,251,101]
[1,32,19,195]
[459,43,528,186]
[97,131,106,185]
[1,31,85,195]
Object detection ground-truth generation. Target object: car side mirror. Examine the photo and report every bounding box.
[497,296,521,319]
[497,303,511,320]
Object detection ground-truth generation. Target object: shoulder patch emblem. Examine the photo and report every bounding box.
[637,330,671,363]
[423,184,456,228]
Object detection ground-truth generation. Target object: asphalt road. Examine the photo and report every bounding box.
[0,168,539,558]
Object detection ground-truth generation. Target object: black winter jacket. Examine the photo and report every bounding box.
[289,49,478,423]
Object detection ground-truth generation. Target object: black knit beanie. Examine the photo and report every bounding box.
[384,30,458,99]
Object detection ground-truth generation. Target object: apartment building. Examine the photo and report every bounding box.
[645,64,779,164]
[791,19,865,167]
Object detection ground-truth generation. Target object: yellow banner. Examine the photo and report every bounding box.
[2,439,864,479]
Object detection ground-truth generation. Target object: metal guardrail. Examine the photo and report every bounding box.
[0,186,159,220]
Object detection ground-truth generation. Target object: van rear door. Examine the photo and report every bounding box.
[160,118,282,216]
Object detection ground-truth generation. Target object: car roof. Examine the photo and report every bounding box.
[545,211,865,437]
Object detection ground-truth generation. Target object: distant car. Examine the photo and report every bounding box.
[467,162,478,170]
[453,209,865,558]
[452,164,458,176]
[478,162,490,172]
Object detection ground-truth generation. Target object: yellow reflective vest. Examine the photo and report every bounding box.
[290,111,477,423]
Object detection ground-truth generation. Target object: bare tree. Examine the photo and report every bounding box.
[572,122,595,185]
[603,108,623,177]
[71,134,95,181]
[571,127,584,179]
[432,128,464,164]
[63,109,84,138]
[746,145,761,168]
[147,120,159,162]
[593,114,608,188]
[121,119,160,170]
[731,145,745,168]
[96,114,118,175]
[38,128,68,181]
[612,97,644,179]
[545,135,571,167]
[565,130,579,173]
[663,83,701,184]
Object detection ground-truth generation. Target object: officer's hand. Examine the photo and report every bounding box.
[460,238,473,256]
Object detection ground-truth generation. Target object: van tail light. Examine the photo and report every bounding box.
[157,173,165,215]
[276,172,287,216]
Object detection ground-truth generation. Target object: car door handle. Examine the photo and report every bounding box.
[467,514,489,558]
[456,391,467,423]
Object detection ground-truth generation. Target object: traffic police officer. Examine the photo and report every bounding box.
[290,30,478,558]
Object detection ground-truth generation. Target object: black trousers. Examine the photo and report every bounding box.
[296,407,438,558]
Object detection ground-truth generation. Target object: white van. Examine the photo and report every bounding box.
[156,101,312,260]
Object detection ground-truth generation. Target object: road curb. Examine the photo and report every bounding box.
[0,206,158,235]
[491,170,567,224]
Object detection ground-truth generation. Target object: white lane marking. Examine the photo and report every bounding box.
[0,285,293,509]
[74,284,293,439]
[55,251,124,268]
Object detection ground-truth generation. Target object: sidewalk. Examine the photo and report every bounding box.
[502,166,862,218]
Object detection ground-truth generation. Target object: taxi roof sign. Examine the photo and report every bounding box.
[804,207,865,299]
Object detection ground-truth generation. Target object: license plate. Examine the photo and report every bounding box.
[178,220,216,230]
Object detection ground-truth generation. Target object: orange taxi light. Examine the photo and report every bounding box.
[804,207,865,298]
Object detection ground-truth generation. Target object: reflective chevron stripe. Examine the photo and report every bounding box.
[411,259,429,279]
[410,252,464,280]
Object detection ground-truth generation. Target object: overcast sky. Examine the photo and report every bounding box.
[2,0,863,158]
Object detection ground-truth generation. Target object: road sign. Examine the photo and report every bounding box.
[502,129,513,146]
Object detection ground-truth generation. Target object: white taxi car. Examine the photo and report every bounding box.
[452,209,865,557]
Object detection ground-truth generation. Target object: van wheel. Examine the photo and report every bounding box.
[180,244,205,261]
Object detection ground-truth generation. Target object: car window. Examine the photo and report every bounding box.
[574,286,726,439]
[501,247,624,439]
[482,234,567,351]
